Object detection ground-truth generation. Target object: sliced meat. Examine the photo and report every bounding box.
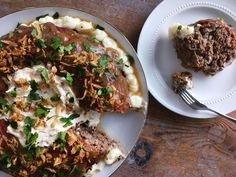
[0,120,114,177]
[0,22,131,113]
[173,19,236,75]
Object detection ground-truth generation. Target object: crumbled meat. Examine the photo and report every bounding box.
[173,19,236,75]
[172,71,193,93]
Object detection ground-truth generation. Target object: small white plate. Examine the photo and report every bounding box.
[0,7,148,177]
[138,0,236,118]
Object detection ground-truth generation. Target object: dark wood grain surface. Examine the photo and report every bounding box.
[1,0,236,177]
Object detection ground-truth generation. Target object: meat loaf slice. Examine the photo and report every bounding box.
[172,19,236,75]
[0,120,115,177]
[0,22,130,113]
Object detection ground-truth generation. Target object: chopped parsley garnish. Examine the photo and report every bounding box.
[0,97,11,115]
[87,35,100,44]
[0,153,12,168]
[8,31,14,38]
[8,120,18,129]
[177,25,182,31]
[99,54,109,68]
[127,54,135,65]
[50,95,60,102]
[23,117,40,159]
[24,117,36,147]
[118,58,124,65]
[58,131,67,143]
[28,80,41,102]
[60,113,80,128]
[29,80,38,91]
[64,43,76,54]
[36,14,49,20]
[69,97,74,103]
[8,87,16,97]
[37,67,49,82]
[66,72,74,86]
[0,40,3,48]
[77,65,85,78]
[25,116,36,128]
[36,38,47,48]
[15,30,21,35]
[70,166,83,175]
[59,43,76,54]
[77,145,83,153]
[31,28,38,37]
[34,105,50,117]
[95,24,105,30]
[58,132,67,151]
[52,12,60,19]
[29,92,41,101]
[83,42,95,53]
[16,22,21,28]
[30,58,42,66]
[50,36,62,50]
[97,87,113,95]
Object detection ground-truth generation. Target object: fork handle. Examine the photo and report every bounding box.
[208,108,236,122]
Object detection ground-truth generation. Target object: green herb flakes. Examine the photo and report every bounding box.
[31,28,38,37]
[36,14,49,21]
[96,24,105,31]
[99,54,109,68]
[0,153,12,168]
[83,42,95,53]
[77,65,85,78]
[70,166,82,175]
[87,35,100,44]
[97,87,113,95]
[58,132,67,151]
[8,120,18,129]
[52,12,60,19]
[0,40,3,48]
[0,97,11,115]
[60,113,80,128]
[127,55,135,65]
[177,25,182,31]
[8,87,16,97]
[37,67,49,82]
[50,95,60,102]
[50,36,62,50]
[34,105,50,117]
[66,72,74,86]
[36,38,47,48]
[24,116,36,128]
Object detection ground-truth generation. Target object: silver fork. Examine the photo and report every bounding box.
[178,89,236,121]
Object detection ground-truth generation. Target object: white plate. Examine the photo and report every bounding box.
[0,7,148,177]
[138,0,236,118]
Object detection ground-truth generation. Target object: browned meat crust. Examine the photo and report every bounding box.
[0,22,128,176]
[173,19,236,75]
[0,22,130,113]
[0,120,115,177]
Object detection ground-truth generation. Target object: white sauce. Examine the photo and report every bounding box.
[4,65,101,147]
[84,147,124,176]
[29,15,144,108]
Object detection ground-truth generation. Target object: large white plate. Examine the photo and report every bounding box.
[0,7,148,177]
[138,0,236,118]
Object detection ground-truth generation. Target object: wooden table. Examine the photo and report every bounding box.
[1,0,236,177]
